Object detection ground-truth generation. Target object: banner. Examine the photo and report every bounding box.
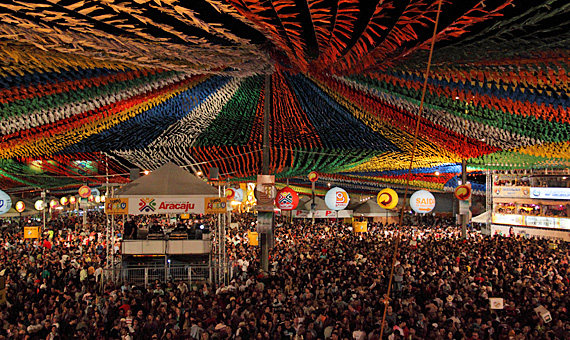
[492,213,524,226]
[24,226,40,239]
[530,187,570,200]
[489,298,504,309]
[292,210,353,218]
[256,175,276,212]
[353,221,368,232]
[204,197,227,214]
[105,198,129,215]
[492,186,530,198]
[125,196,206,215]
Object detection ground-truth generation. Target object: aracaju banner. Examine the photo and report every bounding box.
[122,196,215,215]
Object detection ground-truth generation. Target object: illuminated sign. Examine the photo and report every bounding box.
[530,187,570,200]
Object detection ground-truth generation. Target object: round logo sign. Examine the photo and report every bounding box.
[35,200,44,211]
[49,199,59,209]
[377,188,398,210]
[410,190,436,214]
[454,184,471,201]
[0,190,12,215]
[69,196,77,205]
[275,187,299,210]
[60,196,69,206]
[15,201,25,213]
[308,171,318,182]
[325,187,350,211]
[225,188,236,200]
[233,188,244,202]
[78,185,91,198]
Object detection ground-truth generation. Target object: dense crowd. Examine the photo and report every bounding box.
[0,213,568,340]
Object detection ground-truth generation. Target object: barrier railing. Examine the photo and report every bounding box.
[102,263,233,287]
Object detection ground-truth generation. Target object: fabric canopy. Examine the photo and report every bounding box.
[115,162,218,196]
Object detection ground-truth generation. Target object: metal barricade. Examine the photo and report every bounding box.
[103,264,223,287]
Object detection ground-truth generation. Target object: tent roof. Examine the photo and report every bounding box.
[472,211,491,223]
[297,195,329,211]
[353,199,398,214]
[115,162,218,196]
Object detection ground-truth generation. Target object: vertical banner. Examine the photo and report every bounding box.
[255,175,276,212]
[257,212,273,234]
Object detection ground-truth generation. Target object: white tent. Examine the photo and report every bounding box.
[471,211,491,223]
[115,162,220,215]
[352,199,400,217]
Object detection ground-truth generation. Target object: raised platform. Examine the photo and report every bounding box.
[122,239,212,255]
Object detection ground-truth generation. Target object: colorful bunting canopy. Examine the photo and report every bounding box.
[0,0,568,195]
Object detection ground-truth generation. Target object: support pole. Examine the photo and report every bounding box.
[461,159,468,239]
[260,72,272,274]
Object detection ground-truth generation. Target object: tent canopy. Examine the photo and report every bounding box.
[115,162,218,197]
[353,199,399,217]
[472,211,491,223]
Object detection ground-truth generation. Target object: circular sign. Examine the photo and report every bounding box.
[454,184,472,201]
[60,196,69,206]
[95,196,101,203]
[69,196,77,205]
[275,187,299,210]
[308,171,318,182]
[377,188,398,210]
[78,185,91,198]
[233,188,244,202]
[225,188,236,200]
[15,201,25,213]
[325,187,350,210]
[35,200,44,211]
[49,199,59,209]
[0,190,12,215]
[410,190,436,214]
[88,195,95,202]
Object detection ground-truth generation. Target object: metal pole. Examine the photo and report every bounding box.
[461,159,468,239]
[218,185,222,284]
[311,182,315,225]
[260,72,272,273]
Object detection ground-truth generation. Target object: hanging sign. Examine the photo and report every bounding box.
[78,185,91,198]
[275,187,299,210]
[69,196,77,205]
[15,201,25,213]
[105,198,129,215]
[255,175,276,212]
[0,190,11,215]
[410,190,436,213]
[225,188,236,200]
[325,187,350,210]
[34,200,45,211]
[377,188,398,209]
[204,197,227,214]
[308,171,318,182]
[60,197,69,206]
[455,184,472,201]
[49,199,59,209]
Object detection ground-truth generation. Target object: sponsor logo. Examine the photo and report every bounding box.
[335,191,348,206]
[139,198,156,212]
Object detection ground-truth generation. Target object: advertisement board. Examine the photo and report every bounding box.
[105,198,129,215]
[492,213,524,226]
[492,186,530,198]
[204,197,227,214]
[353,221,368,232]
[524,216,559,229]
[530,187,570,200]
[125,196,206,215]
[24,227,40,239]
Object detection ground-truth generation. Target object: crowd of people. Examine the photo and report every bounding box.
[0,212,569,340]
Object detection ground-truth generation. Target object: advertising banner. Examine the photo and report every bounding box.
[530,187,570,200]
[125,196,206,215]
[105,198,129,215]
[492,213,524,226]
[204,197,227,214]
[525,216,559,229]
[492,186,530,198]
